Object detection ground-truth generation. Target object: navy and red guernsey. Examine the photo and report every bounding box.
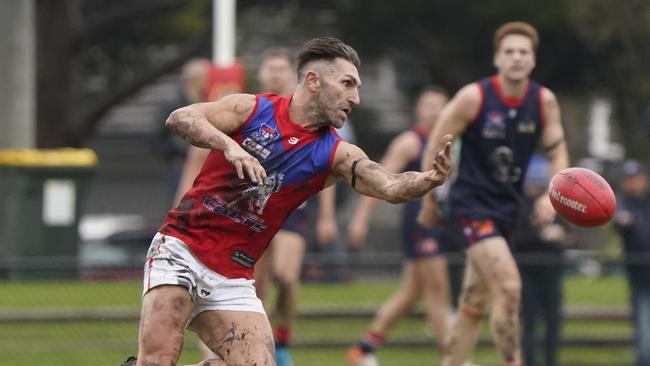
[450,76,545,225]
[160,94,342,279]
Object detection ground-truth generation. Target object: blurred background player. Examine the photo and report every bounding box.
[613,159,650,366]
[346,86,451,366]
[418,21,569,366]
[512,154,570,366]
[150,58,210,204]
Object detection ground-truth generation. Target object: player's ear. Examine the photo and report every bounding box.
[304,70,321,92]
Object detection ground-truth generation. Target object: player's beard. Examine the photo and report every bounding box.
[308,86,341,128]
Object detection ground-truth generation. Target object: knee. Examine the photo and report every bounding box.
[459,291,489,321]
[495,280,522,309]
[216,335,275,365]
[275,270,300,289]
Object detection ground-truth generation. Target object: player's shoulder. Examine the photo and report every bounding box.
[217,93,258,114]
[332,140,367,165]
[539,86,558,104]
[391,130,422,155]
[456,83,483,104]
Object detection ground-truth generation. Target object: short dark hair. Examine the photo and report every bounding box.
[296,37,361,79]
[493,21,539,52]
[260,47,293,66]
[418,85,449,99]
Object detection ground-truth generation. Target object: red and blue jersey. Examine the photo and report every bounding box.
[450,76,545,225]
[160,94,342,279]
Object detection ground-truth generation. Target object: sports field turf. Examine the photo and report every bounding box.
[0,275,634,366]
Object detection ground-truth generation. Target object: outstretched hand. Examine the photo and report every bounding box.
[425,134,453,187]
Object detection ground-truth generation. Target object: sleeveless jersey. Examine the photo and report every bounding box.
[450,76,545,224]
[160,94,342,279]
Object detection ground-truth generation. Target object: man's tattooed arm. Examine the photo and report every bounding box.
[353,160,447,203]
[166,108,231,150]
[335,139,452,204]
[165,93,256,151]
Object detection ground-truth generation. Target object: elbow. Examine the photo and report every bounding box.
[165,108,190,131]
[165,109,180,130]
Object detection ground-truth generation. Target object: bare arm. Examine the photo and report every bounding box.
[330,136,452,205]
[165,93,267,183]
[418,84,480,227]
[348,132,421,247]
[540,88,569,177]
[533,87,570,225]
[316,185,338,246]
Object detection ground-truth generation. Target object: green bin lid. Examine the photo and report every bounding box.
[0,148,97,167]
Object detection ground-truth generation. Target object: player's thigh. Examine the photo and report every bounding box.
[254,248,272,299]
[414,256,449,293]
[467,236,520,296]
[396,260,421,297]
[457,257,491,312]
[139,285,194,355]
[271,230,306,282]
[192,309,275,365]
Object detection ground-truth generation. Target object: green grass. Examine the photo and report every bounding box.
[0,274,633,366]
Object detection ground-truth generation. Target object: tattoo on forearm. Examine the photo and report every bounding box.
[168,111,229,150]
[168,118,210,148]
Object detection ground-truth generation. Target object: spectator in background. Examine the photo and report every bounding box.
[613,159,650,366]
[150,58,210,203]
[512,154,569,366]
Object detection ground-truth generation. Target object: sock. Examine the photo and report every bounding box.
[275,326,291,348]
[359,331,384,354]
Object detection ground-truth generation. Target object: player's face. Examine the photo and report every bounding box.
[623,174,648,197]
[415,91,448,129]
[258,56,296,96]
[494,34,536,82]
[314,58,361,128]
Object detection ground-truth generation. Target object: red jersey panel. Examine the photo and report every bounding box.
[160,94,342,279]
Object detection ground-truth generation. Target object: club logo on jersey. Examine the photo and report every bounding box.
[259,124,279,143]
[202,172,284,232]
[518,119,536,134]
[228,173,284,214]
[242,123,280,159]
[483,111,506,139]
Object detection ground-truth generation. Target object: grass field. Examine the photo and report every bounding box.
[0,275,634,366]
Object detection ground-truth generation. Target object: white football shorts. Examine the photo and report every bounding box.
[143,232,265,320]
